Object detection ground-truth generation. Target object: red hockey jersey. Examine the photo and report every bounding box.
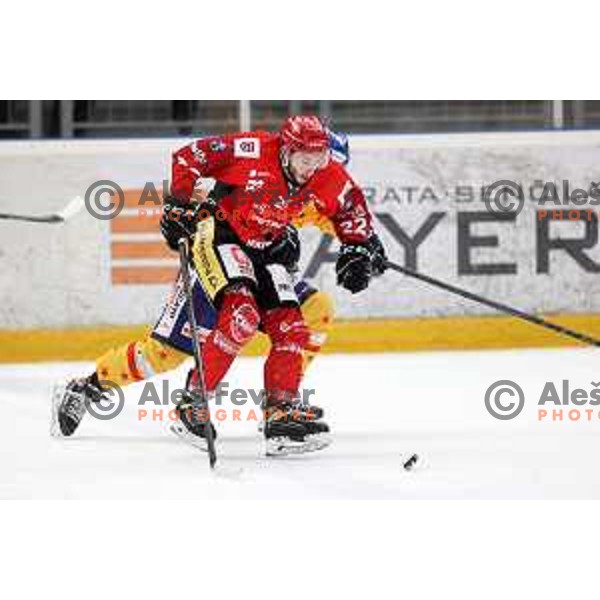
[171,131,373,248]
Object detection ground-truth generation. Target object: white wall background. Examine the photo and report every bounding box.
[1,131,600,329]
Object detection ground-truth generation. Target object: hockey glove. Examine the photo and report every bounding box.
[336,243,373,294]
[160,196,202,251]
[368,233,388,276]
[264,225,301,269]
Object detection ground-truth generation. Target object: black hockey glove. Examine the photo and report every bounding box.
[336,243,373,294]
[264,225,301,269]
[160,196,202,251]
[367,233,388,276]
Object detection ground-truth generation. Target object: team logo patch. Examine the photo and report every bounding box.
[210,139,227,152]
[234,137,260,158]
[230,302,260,344]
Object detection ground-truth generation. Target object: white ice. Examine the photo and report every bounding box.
[2,347,600,499]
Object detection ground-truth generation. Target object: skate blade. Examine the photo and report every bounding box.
[265,433,332,457]
[50,382,68,438]
[169,422,210,452]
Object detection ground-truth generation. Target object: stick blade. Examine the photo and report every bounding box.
[57,196,84,222]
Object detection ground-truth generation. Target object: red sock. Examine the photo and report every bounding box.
[262,307,309,406]
[198,288,260,391]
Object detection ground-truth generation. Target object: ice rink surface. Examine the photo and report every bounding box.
[2,347,600,500]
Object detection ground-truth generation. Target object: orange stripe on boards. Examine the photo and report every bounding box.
[111,242,173,259]
[111,215,161,233]
[111,266,178,285]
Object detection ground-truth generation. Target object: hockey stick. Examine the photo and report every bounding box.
[384,260,600,348]
[178,237,218,468]
[0,196,84,224]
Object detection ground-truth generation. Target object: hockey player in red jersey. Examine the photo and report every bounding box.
[158,115,386,454]
[53,116,387,456]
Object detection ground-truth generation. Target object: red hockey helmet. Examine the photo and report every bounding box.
[280,115,330,154]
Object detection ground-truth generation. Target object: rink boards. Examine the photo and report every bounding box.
[1,130,600,360]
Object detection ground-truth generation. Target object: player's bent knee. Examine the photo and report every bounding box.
[96,335,188,387]
[140,337,188,374]
[220,288,261,348]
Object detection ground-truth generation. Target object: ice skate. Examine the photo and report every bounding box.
[264,402,331,456]
[169,390,217,452]
[51,374,107,437]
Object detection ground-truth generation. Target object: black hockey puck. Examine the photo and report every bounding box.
[403,454,419,471]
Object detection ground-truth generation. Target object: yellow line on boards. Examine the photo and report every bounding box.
[2,313,600,363]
